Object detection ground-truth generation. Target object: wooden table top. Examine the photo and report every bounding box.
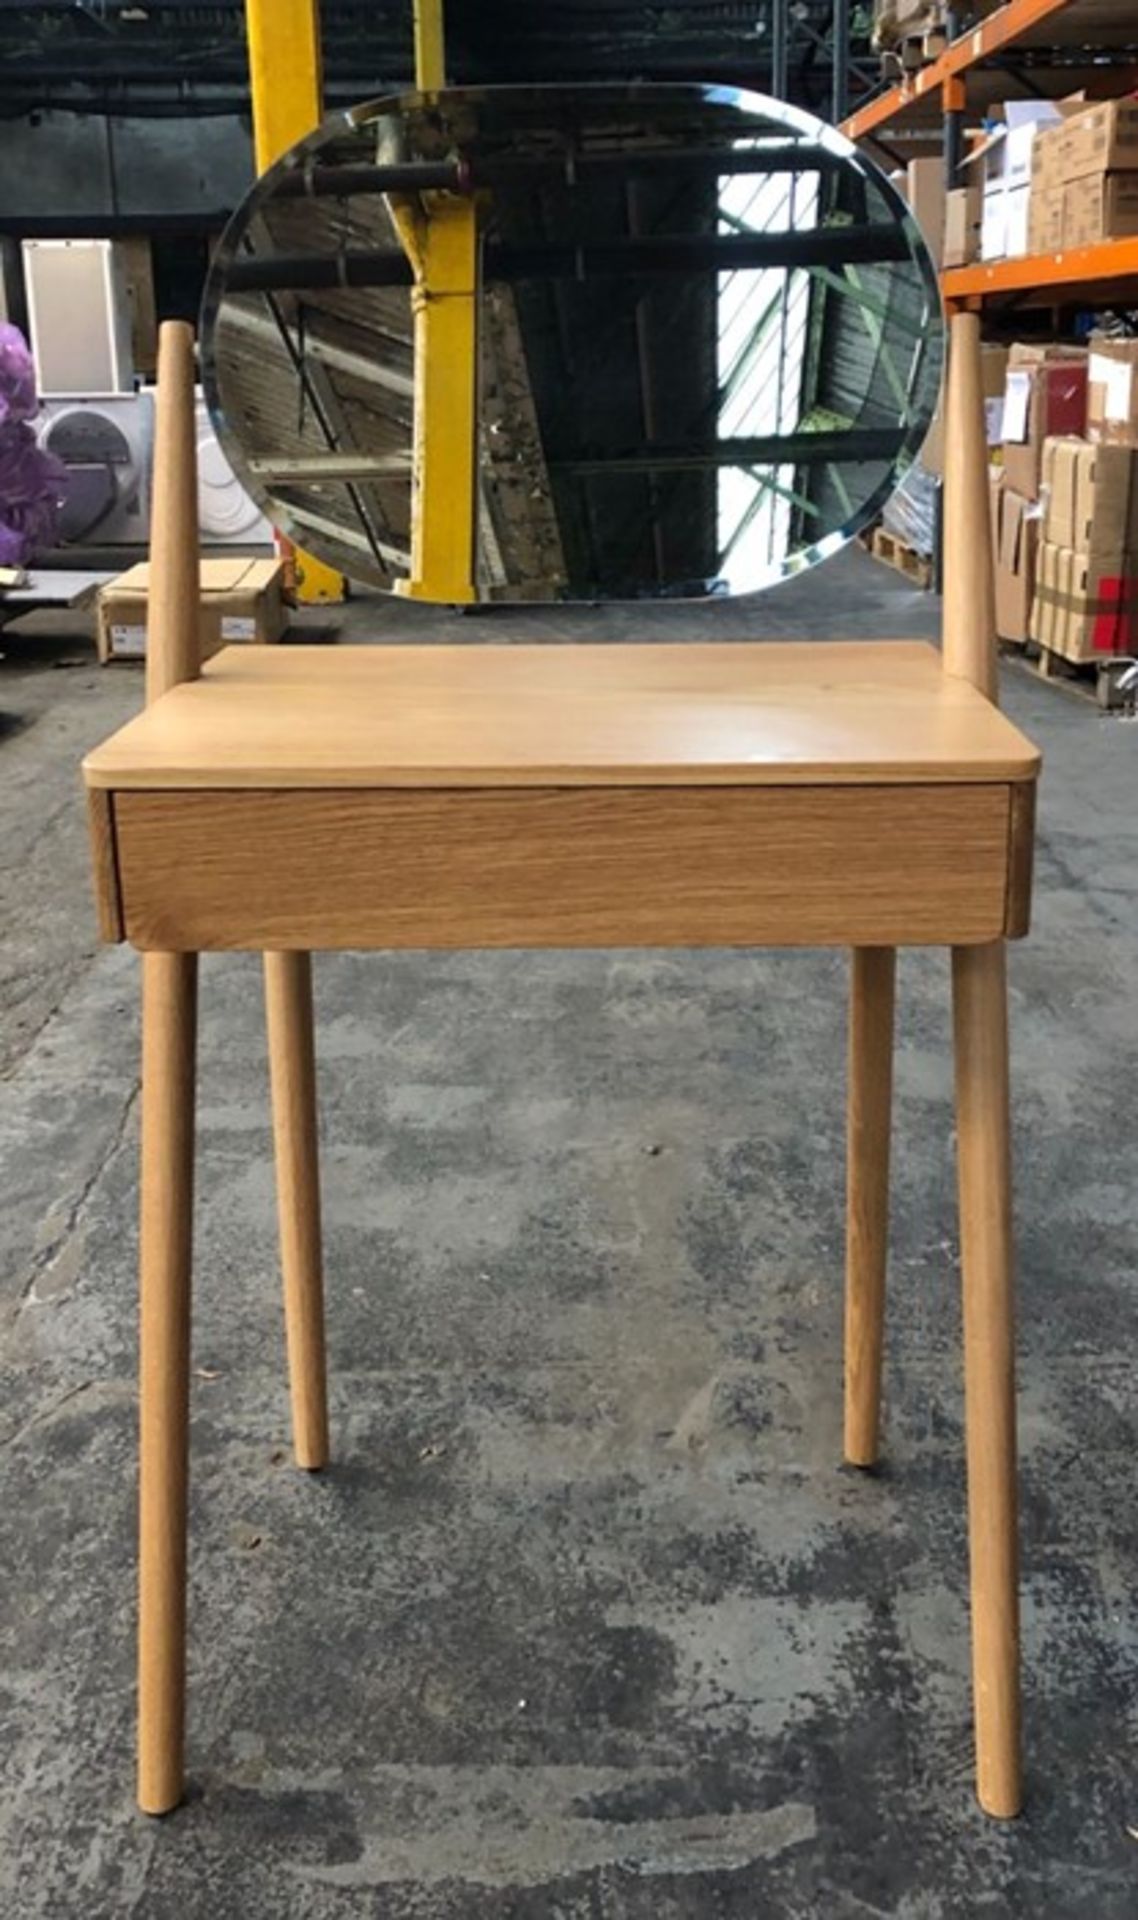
[83,641,1040,791]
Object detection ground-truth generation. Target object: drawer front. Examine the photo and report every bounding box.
[106,783,1023,952]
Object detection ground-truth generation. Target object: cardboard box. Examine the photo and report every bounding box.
[1087,338,1138,445]
[1032,122,1073,191]
[994,486,1039,643]
[922,343,1009,478]
[906,156,945,265]
[983,180,1030,259]
[1041,436,1083,548]
[969,100,1069,260]
[981,184,1008,261]
[944,183,982,266]
[1041,436,1138,552]
[1001,344,1088,499]
[1064,173,1138,247]
[1004,184,1032,258]
[1031,539,1138,660]
[1063,550,1138,659]
[1062,98,1138,183]
[1030,541,1062,651]
[1028,183,1066,256]
[97,556,286,663]
[1073,440,1138,553]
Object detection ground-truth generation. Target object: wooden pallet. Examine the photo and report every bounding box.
[870,525,933,589]
[1002,637,1133,705]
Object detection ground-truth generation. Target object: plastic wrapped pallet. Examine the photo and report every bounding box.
[882,458,938,558]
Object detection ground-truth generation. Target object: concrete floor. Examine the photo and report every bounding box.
[1,548,1136,1917]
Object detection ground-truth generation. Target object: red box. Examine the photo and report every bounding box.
[1001,347,1088,500]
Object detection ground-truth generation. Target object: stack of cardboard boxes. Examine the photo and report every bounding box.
[942,93,1138,268]
[991,343,1088,645]
[1031,99,1138,251]
[1029,339,1138,663]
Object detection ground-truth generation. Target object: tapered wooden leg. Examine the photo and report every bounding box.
[844,946,895,1467]
[264,950,329,1470]
[952,941,1022,1820]
[138,950,198,1816]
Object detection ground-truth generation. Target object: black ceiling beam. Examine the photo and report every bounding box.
[275,144,849,201]
[227,225,911,293]
[550,429,906,473]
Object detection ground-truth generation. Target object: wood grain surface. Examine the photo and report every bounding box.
[83,641,1041,792]
[86,788,123,943]
[1005,780,1036,939]
[113,781,1014,951]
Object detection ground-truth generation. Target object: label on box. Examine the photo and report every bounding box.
[111,623,147,657]
[1002,370,1031,444]
[985,396,1004,446]
[1090,352,1134,423]
[221,615,257,639]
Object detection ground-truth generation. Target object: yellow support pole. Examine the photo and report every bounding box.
[244,0,345,604]
[413,0,447,92]
[391,0,480,603]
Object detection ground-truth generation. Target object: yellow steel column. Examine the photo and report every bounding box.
[413,0,447,91]
[390,0,480,603]
[245,0,344,603]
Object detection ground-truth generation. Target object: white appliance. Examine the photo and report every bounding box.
[22,239,134,396]
[36,392,154,545]
[195,393,273,547]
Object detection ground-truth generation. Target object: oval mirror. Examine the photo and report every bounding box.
[201,82,944,603]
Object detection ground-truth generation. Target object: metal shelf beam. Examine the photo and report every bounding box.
[841,0,1087,142]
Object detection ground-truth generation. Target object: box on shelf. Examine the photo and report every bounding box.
[1001,344,1088,499]
[873,0,938,35]
[1087,338,1138,445]
[944,182,982,265]
[1064,173,1138,247]
[906,156,945,264]
[1062,98,1138,183]
[1004,185,1031,259]
[968,99,1074,261]
[1031,122,1072,193]
[97,556,286,664]
[1027,183,1065,256]
[993,485,1039,643]
[1031,543,1138,661]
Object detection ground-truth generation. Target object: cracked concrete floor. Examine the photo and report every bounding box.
[1,550,1136,1917]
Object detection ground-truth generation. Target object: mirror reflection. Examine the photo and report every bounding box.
[202,83,943,602]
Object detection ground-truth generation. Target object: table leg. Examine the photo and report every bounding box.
[138,950,197,1815]
[952,940,1022,1819]
[844,946,895,1467]
[265,951,329,1470]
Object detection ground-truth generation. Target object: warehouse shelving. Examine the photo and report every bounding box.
[841,0,1138,309]
[943,236,1138,308]
[842,1,1137,145]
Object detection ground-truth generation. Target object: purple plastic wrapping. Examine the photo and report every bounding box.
[0,322,66,566]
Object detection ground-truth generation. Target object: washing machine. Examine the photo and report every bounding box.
[35,392,154,545]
